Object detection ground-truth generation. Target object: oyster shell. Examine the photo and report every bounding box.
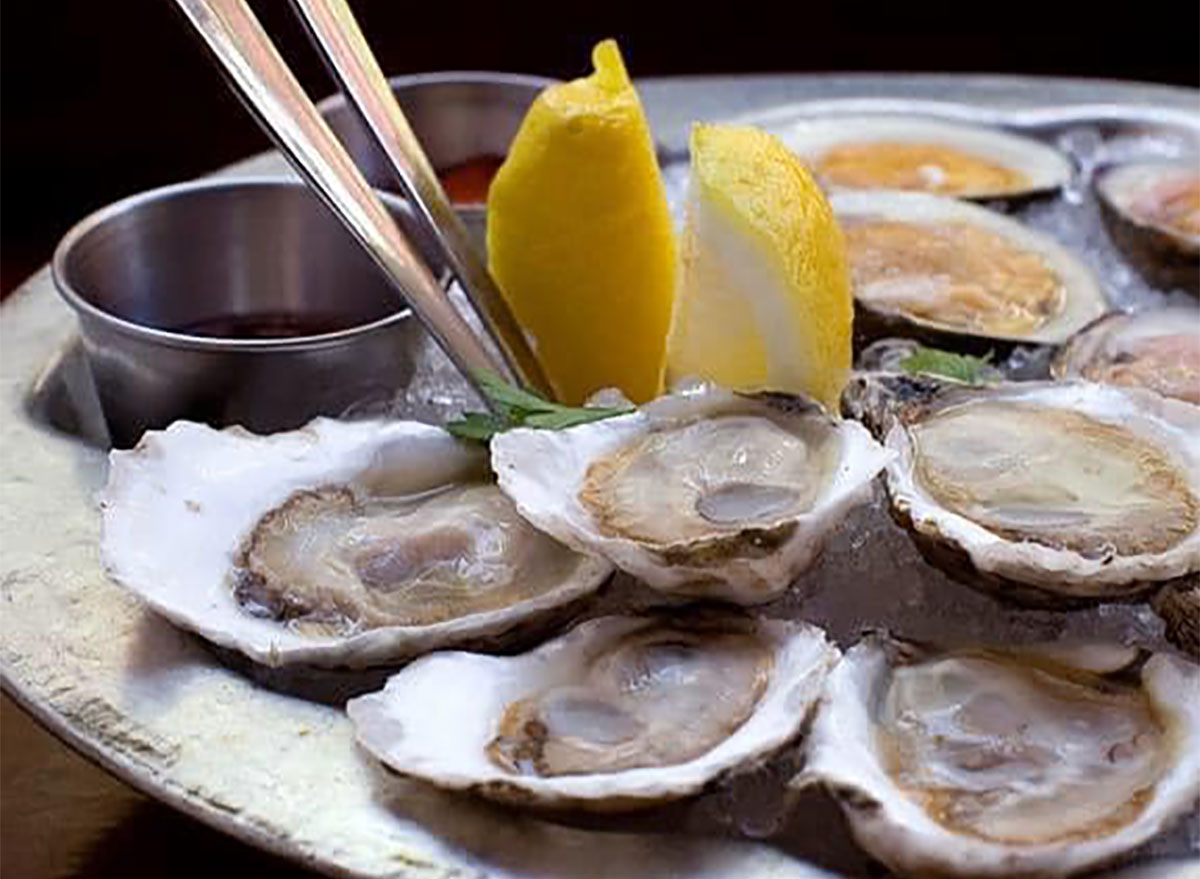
[490,384,891,604]
[1153,582,1200,660]
[347,610,838,811]
[1095,161,1199,290]
[833,190,1107,352]
[101,418,611,667]
[795,634,1200,878]
[1053,307,1200,405]
[850,378,1200,606]
[774,115,1071,201]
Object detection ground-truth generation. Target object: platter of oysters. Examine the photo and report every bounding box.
[2,40,1199,879]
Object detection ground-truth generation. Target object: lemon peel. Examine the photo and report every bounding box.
[666,123,853,411]
[487,39,677,405]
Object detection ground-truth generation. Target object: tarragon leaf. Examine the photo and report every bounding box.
[472,370,559,418]
[899,347,995,385]
[523,405,633,431]
[446,371,634,443]
[445,412,512,442]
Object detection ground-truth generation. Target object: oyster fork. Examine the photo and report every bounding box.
[174,0,537,400]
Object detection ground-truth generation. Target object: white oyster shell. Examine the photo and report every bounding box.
[490,385,892,604]
[101,418,611,668]
[347,612,839,811]
[883,381,1200,604]
[797,635,1200,878]
[774,114,1071,200]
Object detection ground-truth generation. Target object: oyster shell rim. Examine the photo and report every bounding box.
[346,611,840,812]
[100,418,613,669]
[1153,581,1200,661]
[794,633,1200,878]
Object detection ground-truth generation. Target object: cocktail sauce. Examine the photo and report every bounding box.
[438,155,504,205]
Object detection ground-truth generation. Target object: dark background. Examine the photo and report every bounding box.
[2,1,1199,296]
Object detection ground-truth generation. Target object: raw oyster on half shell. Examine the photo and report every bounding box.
[1095,160,1200,290]
[774,114,1072,201]
[101,419,611,667]
[847,377,1200,606]
[795,634,1200,878]
[490,384,891,604]
[348,610,838,811]
[1053,307,1200,405]
[833,190,1107,352]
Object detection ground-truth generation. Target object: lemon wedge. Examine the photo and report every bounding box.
[666,124,853,411]
[487,40,677,405]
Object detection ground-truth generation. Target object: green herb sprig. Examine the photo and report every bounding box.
[898,346,996,386]
[446,371,634,442]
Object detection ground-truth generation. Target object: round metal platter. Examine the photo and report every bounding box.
[2,75,1198,879]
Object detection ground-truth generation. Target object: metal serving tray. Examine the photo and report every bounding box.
[2,74,1198,879]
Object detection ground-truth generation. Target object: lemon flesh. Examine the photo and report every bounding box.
[666,124,853,411]
[487,40,677,405]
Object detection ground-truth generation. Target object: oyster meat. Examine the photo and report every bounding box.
[773,114,1071,200]
[347,611,838,811]
[490,384,891,604]
[101,418,611,667]
[797,634,1200,878]
[833,190,1107,352]
[1053,307,1200,405]
[853,378,1200,606]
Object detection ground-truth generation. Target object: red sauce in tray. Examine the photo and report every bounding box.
[438,155,504,205]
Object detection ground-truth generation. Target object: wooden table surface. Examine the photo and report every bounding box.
[1,694,319,878]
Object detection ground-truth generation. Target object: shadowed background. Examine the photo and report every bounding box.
[3,1,1198,297]
[2,2,1198,876]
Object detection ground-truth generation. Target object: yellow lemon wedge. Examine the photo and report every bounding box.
[487,39,677,405]
[666,124,853,411]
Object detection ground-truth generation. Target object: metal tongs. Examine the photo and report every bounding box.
[174,0,552,400]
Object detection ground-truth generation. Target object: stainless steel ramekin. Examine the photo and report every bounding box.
[52,177,428,448]
[319,71,552,185]
[320,72,552,248]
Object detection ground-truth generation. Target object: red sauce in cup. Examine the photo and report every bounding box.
[438,155,505,205]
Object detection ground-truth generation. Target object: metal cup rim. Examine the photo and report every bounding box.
[312,70,556,116]
[51,176,415,353]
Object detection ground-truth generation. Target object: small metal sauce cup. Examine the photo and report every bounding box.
[319,71,552,186]
[319,72,553,245]
[51,74,550,448]
[52,177,428,448]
